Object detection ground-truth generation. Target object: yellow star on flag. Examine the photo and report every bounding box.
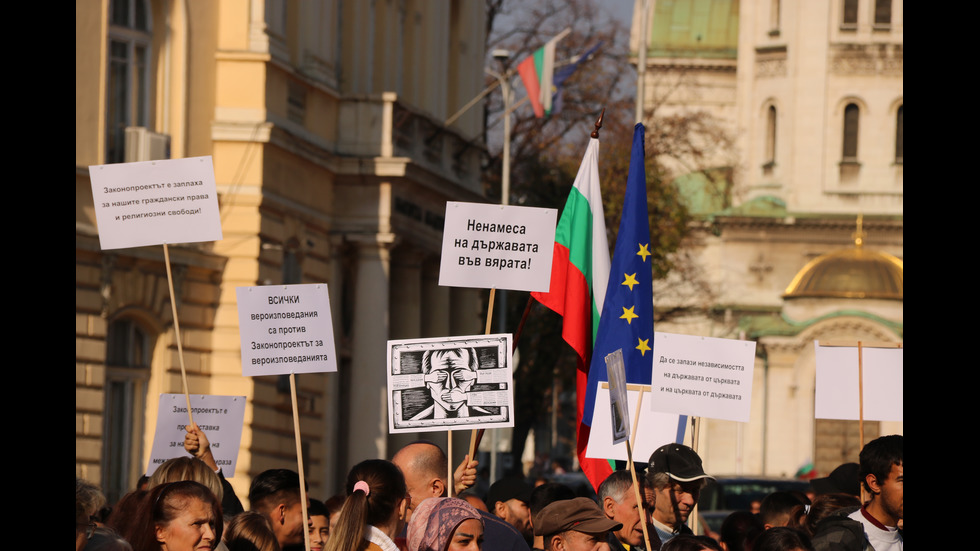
[637,243,651,262]
[636,337,651,356]
[620,306,638,325]
[622,272,639,291]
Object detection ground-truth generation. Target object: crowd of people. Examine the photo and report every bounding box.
[76,430,902,551]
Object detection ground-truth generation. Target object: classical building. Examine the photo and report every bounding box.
[77,0,487,504]
[631,0,902,478]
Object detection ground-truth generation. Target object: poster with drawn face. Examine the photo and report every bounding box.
[387,334,514,433]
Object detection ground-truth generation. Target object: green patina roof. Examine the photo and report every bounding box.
[737,309,904,341]
[647,0,740,59]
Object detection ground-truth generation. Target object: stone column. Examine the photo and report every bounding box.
[387,246,423,455]
[421,256,449,338]
[345,233,395,471]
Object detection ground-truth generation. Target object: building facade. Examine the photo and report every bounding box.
[77,0,488,504]
[632,0,902,478]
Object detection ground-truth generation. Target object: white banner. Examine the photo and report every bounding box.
[236,284,338,376]
[438,202,557,292]
[650,332,756,423]
[814,342,903,421]
[89,156,222,250]
[147,394,246,477]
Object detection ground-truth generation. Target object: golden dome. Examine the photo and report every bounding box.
[783,247,903,300]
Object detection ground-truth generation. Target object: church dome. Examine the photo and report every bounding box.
[783,246,903,300]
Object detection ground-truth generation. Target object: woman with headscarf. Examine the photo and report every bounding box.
[407,497,484,551]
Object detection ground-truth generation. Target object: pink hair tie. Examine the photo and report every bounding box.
[353,480,371,496]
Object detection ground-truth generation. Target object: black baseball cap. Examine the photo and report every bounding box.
[486,477,533,509]
[646,444,714,483]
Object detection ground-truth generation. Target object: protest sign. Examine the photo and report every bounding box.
[649,332,756,423]
[438,202,557,292]
[814,341,903,421]
[605,349,630,445]
[586,382,684,461]
[88,156,222,250]
[387,334,514,433]
[147,394,246,477]
[236,284,338,376]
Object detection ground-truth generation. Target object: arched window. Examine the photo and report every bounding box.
[106,0,152,163]
[102,318,153,504]
[842,103,860,161]
[895,105,903,163]
[765,105,777,169]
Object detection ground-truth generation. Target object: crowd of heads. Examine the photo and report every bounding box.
[76,433,901,551]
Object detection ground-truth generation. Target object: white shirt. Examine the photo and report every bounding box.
[848,508,902,551]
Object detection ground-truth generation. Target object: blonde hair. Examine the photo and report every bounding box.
[148,456,223,503]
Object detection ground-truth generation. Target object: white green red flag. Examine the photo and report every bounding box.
[531,136,613,489]
[517,29,571,118]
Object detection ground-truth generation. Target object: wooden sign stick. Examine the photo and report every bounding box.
[690,415,702,535]
[163,244,194,427]
[625,387,652,551]
[465,288,498,472]
[289,373,311,551]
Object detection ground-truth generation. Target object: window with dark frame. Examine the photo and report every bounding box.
[842,103,860,160]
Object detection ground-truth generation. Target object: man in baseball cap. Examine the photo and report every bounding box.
[644,443,714,550]
[533,497,622,551]
[487,476,535,545]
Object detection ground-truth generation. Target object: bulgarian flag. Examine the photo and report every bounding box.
[531,136,613,490]
[517,29,571,118]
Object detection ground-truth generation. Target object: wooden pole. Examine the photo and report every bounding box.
[290,373,311,551]
[690,416,701,535]
[467,288,498,474]
[625,387,652,551]
[163,244,194,426]
[857,341,865,447]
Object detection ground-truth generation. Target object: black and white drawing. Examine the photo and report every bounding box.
[387,334,514,433]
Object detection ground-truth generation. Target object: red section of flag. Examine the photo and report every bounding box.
[517,56,544,118]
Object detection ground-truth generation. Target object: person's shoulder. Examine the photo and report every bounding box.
[811,506,866,551]
[478,510,531,551]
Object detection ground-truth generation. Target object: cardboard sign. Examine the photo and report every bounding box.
[236,284,338,376]
[814,342,903,421]
[586,382,684,461]
[438,202,557,292]
[387,334,515,433]
[89,156,222,250]
[650,333,756,423]
[147,394,246,477]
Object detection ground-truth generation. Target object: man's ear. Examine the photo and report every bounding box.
[494,500,507,518]
[550,534,564,551]
[277,503,288,523]
[866,474,882,496]
[603,496,616,518]
[398,495,409,520]
[431,477,446,498]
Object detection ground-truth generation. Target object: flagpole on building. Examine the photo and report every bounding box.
[635,0,652,123]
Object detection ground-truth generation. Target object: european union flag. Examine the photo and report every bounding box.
[582,123,654,429]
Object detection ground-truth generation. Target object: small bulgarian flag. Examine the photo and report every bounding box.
[531,135,612,489]
[517,29,571,118]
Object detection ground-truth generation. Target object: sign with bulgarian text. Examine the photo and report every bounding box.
[236,284,338,376]
[146,394,246,477]
[650,332,756,422]
[88,156,222,250]
[438,202,557,292]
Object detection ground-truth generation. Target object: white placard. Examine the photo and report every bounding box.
[89,156,222,250]
[387,334,515,433]
[438,201,557,292]
[814,342,903,421]
[586,382,684,461]
[650,333,756,422]
[147,394,246,477]
[236,284,338,376]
